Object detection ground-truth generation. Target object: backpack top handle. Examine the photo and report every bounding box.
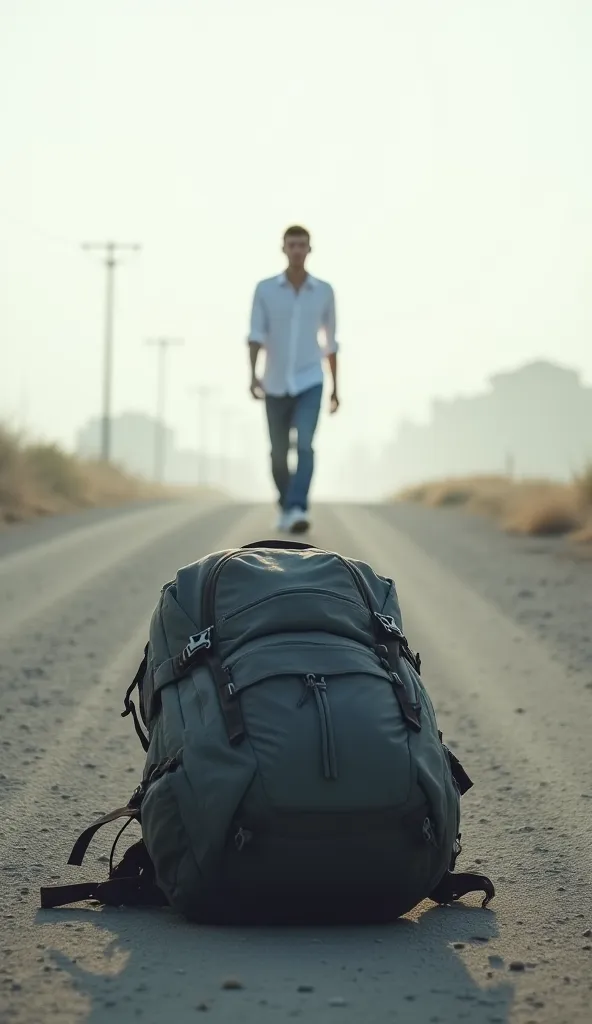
[241,539,317,551]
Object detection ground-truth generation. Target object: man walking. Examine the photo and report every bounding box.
[247,225,339,533]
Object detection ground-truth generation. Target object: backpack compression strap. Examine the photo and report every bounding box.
[40,840,168,910]
[122,643,150,751]
[40,757,181,910]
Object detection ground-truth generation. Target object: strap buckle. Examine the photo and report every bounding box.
[374,613,406,643]
[374,613,421,674]
[178,627,213,670]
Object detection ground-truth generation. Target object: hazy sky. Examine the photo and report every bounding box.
[1,0,591,490]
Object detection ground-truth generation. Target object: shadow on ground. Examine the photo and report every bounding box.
[36,900,514,1023]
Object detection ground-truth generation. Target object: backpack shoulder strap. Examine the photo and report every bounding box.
[41,840,168,910]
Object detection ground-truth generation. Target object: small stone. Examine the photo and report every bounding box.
[509,961,525,972]
[297,985,314,993]
[221,978,244,990]
[196,1004,210,1013]
[583,929,592,938]
[452,942,465,950]
[328,997,348,1007]
[515,708,526,714]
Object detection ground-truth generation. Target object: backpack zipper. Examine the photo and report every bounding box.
[202,549,375,633]
[219,587,363,626]
[298,674,338,781]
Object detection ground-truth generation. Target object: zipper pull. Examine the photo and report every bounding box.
[422,817,437,847]
[234,827,253,852]
[298,675,337,781]
[298,673,325,706]
[224,665,236,699]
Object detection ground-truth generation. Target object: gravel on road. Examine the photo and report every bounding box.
[0,499,590,1024]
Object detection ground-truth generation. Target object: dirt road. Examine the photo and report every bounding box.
[1,499,591,1024]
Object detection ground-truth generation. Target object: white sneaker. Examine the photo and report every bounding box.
[275,509,289,531]
[285,507,310,534]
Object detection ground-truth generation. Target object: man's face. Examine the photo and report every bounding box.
[282,234,311,267]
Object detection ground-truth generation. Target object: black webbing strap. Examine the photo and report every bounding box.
[429,870,496,909]
[42,831,169,912]
[443,744,474,796]
[40,875,168,910]
[67,806,140,867]
[373,614,422,732]
[388,664,422,732]
[153,626,213,692]
[122,644,150,751]
[41,882,102,909]
[376,644,422,732]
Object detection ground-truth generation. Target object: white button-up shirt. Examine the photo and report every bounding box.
[247,273,339,397]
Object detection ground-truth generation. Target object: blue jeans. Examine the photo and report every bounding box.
[265,384,323,511]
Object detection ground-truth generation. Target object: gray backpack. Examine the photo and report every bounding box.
[41,540,494,922]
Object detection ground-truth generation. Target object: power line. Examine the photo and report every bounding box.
[145,337,184,482]
[82,240,141,462]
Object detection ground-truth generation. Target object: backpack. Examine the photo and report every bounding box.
[41,539,494,923]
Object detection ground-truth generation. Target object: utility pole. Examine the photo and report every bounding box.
[82,240,141,462]
[145,337,184,482]
[218,407,244,494]
[217,407,230,492]
[190,385,212,487]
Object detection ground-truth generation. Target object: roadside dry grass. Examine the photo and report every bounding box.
[395,466,592,543]
[0,424,203,525]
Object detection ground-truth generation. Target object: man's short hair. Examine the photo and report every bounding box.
[283,225,310,243]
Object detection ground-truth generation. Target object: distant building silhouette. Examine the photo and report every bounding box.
[76,412,174,481]
[75,410,267,496]
[387,359,592,488]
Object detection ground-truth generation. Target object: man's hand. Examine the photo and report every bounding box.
[326,352,339,414]
[250,376,265,400]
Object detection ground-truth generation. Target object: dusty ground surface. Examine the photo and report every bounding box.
[0,499,590,1024]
